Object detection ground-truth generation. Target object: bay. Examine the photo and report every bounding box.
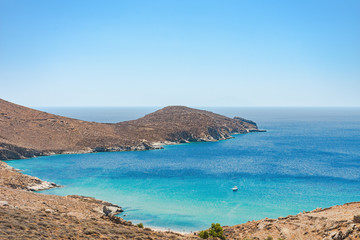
[7,107,360,232]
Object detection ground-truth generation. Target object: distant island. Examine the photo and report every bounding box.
[0,98,263,160]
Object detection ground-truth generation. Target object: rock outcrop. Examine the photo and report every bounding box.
[0,98,262,160]
[0,161,59,191]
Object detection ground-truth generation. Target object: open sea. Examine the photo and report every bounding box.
[6,107,360,232]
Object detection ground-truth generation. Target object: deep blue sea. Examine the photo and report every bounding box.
[6,107,360,232]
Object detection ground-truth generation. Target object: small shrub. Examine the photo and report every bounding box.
[199,223,226,239]
[209,223,226,240]
[266,236,273,240]
[136,222,144,228]
[199,230,209,239]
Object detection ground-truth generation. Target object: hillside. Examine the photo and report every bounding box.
[223,202,360,240]
[0,99,260,160]
[0,161,199,240]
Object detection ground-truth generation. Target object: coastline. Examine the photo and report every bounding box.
[1,100,359,239]
[1,128,267,191]
[2,157,360,239]
[0,159,200,239]
[0,159,193,236]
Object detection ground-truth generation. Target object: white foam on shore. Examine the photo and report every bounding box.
[147,225,194,234]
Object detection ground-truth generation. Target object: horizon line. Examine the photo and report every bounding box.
[33,105,360,108]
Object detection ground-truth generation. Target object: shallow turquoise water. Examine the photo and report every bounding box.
[6,108,360,232]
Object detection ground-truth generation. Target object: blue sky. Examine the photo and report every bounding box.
[0,0,359,107]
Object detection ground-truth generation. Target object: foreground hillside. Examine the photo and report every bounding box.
[0,162,198,240]
[0,99,260,160]
[223,203,360,240]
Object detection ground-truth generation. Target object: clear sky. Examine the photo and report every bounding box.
[1,0,359,107]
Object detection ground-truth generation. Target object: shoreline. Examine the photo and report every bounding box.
[2,162,61,191]
[1,128,266,162]
[1,154,360,239]
[1,158,195,234]
[0,159,200,239]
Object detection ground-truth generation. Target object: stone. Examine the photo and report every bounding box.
[103,206,123,217]
[45,209,54,213]
[27,181,58,191]
[0,201,9,206]
[331,231,344,240]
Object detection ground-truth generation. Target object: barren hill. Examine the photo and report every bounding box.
[0,99,260,160]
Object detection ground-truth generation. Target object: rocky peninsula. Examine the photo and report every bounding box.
[0,98,261,160]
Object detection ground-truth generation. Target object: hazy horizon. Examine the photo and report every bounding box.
[35,105,360,108]
[1,0,359,107]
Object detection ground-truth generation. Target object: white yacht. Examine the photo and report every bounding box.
[232,186,238,191]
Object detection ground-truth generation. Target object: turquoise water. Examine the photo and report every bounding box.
[6,107,360,232]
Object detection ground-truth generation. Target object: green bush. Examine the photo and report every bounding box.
[199,223,226,239]
[199,230,209,239]
[136,223,144,228]
[266,236,273,240]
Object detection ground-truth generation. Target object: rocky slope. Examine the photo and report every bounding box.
[0,186,198,239]
[0,161,59,191]
[0,161,199,239]
[223,203,360,240]
[0,98,260,160]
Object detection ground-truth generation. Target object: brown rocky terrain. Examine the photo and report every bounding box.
[223,203,360,240]
[0,98,260,160]
[0,161,199,239]
[0,160,59,191]
[0,183,199,239]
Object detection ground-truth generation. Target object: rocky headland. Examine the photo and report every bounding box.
[0,98,261,160]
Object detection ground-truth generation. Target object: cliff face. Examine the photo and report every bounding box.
[0,99,261,160]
